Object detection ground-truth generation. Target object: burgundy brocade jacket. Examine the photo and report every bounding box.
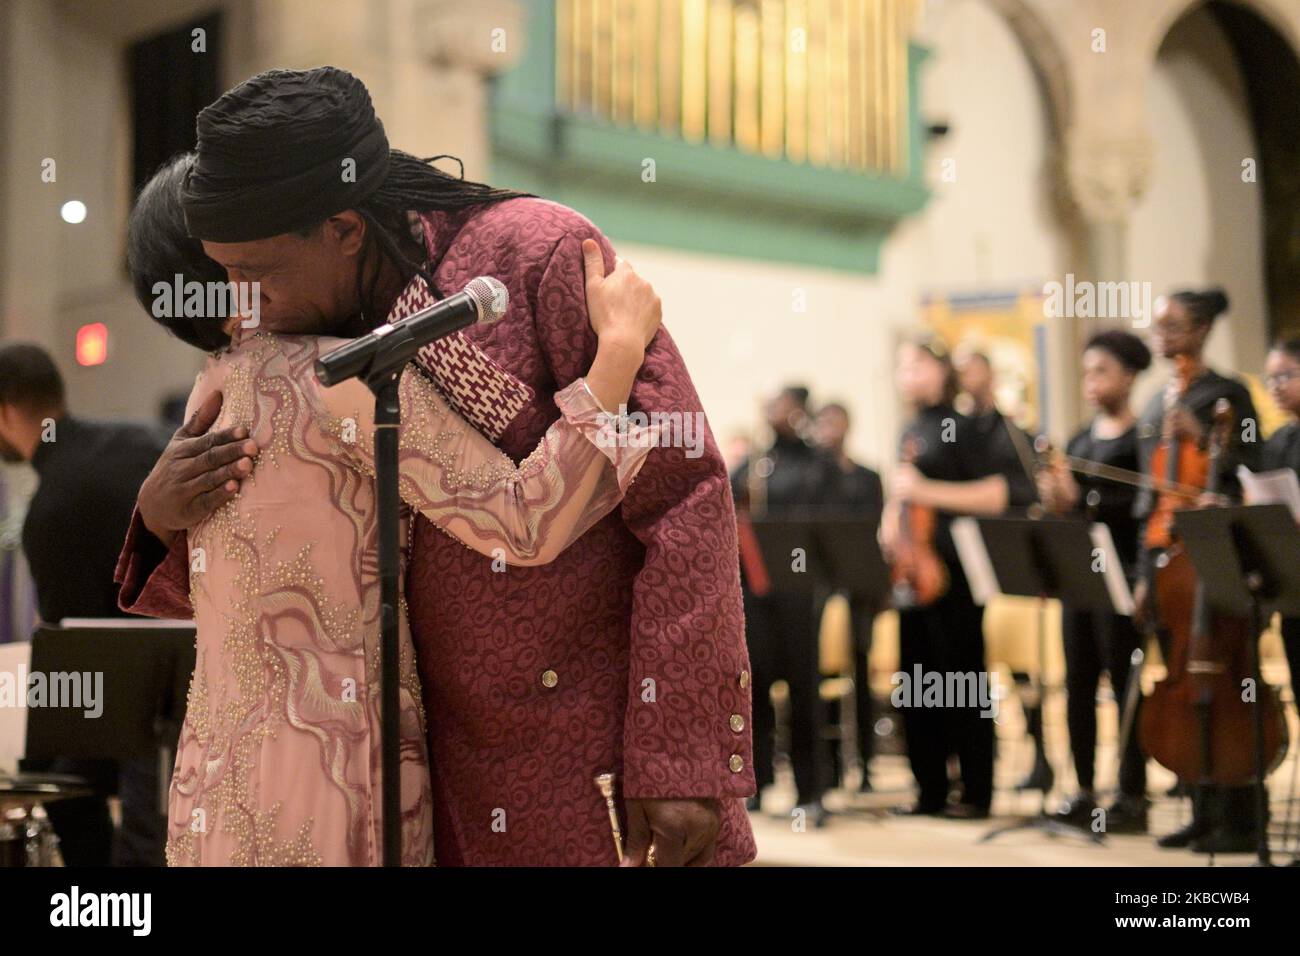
[116,198,757,866]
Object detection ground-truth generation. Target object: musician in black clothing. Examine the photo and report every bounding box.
[886,339,1023,819]
[1133,289,1263,854]
[1262,338,1300,716]
[957,347,1056,792]
[1038,330,1151,833]
[732,385,842,825]
[0,343,169,866]
[813,402,884,791]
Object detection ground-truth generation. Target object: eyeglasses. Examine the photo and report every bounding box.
[1265,370,1300,387]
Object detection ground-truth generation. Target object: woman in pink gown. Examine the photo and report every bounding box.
[164,319,656,867]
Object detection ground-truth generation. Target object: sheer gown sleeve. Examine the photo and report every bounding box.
[304,337,657,567]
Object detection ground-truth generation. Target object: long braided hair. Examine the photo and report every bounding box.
[344,150,535,325]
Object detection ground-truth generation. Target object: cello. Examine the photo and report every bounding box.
[1138,394,1287,785]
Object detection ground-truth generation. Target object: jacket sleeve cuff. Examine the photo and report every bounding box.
[115,509,193,618]
[621,752,757,801]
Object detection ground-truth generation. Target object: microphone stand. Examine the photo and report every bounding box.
[353,338,411,868]
[316,277,507,867]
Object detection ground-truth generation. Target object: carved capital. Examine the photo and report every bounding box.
[1065,129,1154,224]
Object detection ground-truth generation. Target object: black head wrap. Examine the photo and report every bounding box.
[182,67,390,242]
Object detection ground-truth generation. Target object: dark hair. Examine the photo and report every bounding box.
[907,335,960,405]
[316,150,534,317]
[128,153,232,351]
[0,343,65,414]
[1169,287,1230,329]
[1271,337,1300,362]
[779,385,811,409]
[1084,329,1152,373]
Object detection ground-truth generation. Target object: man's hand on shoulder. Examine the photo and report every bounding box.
[138,390,258,546]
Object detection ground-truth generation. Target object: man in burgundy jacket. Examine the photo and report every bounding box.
[116,67,756,866]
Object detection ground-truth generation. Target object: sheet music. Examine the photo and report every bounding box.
[1237,466,1300,523]
[950,517,999,606]
[1088,523,1135,616]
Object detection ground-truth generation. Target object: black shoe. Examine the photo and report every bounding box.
[942,802,991,820]
[890,802,944,817]
[1191,828,1255,855]
[1053,793,1097,827]
[1101,796,1149,835]
[794,801,830,829]
[1157,816,1210,849]
[1016,758,1055,794]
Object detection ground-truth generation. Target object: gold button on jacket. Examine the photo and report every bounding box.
[540,669,558,688]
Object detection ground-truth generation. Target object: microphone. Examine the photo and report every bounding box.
[314,276,508,387]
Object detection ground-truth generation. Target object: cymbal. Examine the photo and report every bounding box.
[0,773,93,810]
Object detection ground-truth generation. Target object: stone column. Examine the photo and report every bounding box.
[226,0,525,179]
[1051,126,1154,430]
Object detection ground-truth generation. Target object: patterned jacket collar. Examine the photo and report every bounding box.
[383,207,534,443]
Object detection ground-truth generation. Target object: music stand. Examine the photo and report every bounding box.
[952,515,1130,844]
[1174,504,1300,866]
[25,621,195,820]
[748,517,834,595]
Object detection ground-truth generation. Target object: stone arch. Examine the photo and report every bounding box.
[1149,0,1300,58]
[983,0,1072,135]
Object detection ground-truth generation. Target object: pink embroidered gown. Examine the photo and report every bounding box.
[164,331,650,866]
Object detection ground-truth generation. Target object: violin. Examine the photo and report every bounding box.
[890,433,948,608]
[1144,357,1212,550]
[1139,399,1288,784]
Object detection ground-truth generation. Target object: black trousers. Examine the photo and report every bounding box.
[1062,607,1146,799]
[897,585,993,810]
[744,588,826,806]
[850,596,877,781]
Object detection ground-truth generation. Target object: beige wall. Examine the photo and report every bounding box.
[0,0,213,423]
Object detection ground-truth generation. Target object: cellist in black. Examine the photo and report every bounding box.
[1134,288,1263,853]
